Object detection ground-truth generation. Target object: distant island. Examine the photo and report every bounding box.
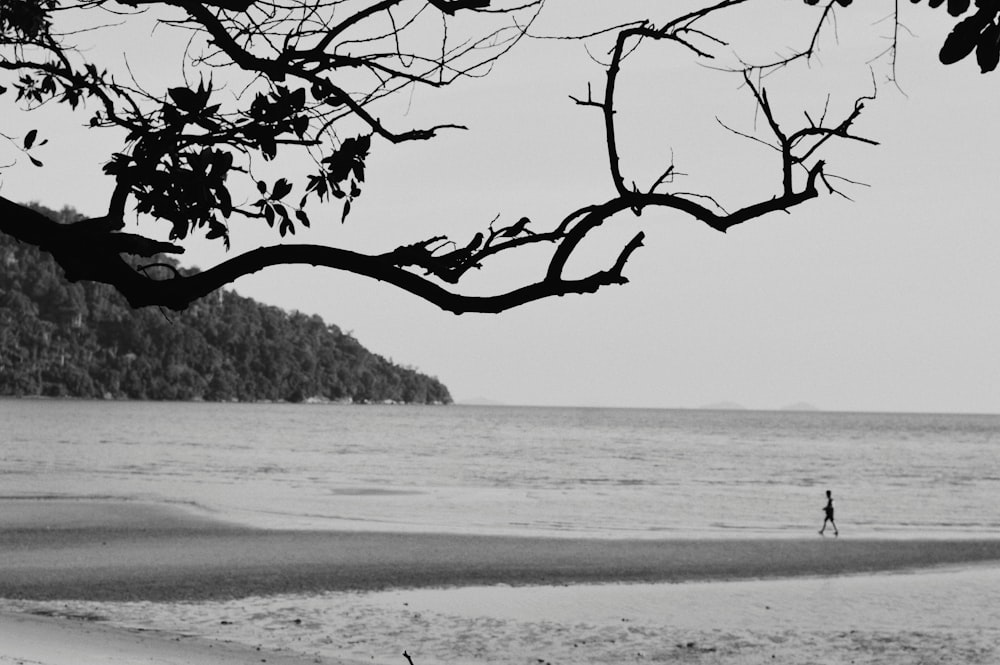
[0,204,451,404]
[781,402,820,412]
[698,401,748,411]
[698,401,821,412]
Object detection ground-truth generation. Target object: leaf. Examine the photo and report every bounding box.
[295,209,310,228]
[216,186,233,219]
[168,87,201,113]
[23,129,37,150]
[196,78,213,108]
[271,178,292,200]
[259,135,277,161]
[313,179,328,200]
[264,204,275,227]
[205,221,228,240]
[940,15,983,64]
[29,156,43,167]
[310,79,331,100]
[210,150,234,179]
[292,115,309,139]
[976,23,1000,72]
[257,180,267,194]
[948,0,970,16]
[341,199,351,223]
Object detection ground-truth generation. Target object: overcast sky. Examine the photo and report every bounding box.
[3,1,999,413]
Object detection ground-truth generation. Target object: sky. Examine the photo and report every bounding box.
[3,1,1000,413]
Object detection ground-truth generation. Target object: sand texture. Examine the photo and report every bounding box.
[3,499,1000,601]
[0,610,363,665]
[3,498,1000,665]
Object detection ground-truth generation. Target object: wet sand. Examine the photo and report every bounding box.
[4,498,1000,665]
[0,611,363,665]
[3,498,1000,601]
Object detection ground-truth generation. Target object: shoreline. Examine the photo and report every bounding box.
[0,611,363,665]
[4,499,1000,665]
[6,563,1000,665]
[4,498,1000,601]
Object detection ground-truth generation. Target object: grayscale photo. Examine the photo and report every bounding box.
[2,1,1000,663]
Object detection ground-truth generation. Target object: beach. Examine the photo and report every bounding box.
[3,498,1000,664]
[5,498,1000,601]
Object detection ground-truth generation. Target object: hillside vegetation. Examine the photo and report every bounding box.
[0,205,451,404]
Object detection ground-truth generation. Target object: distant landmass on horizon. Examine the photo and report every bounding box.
[698,401,748,411]
[781,402,821,411]
[0,203,451,404]
[699,401,822,412]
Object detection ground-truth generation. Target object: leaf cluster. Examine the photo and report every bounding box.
[2,1,990,316]
[0,0,56,40]
[104,145,236,247]
[305,134,371,222]
[101,80,323,246]
[808,0,1000,72]
[2,0,539,258]
[254,177,311,238]
[929,0,1000,72]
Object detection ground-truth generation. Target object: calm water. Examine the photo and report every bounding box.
[2,400,999,538]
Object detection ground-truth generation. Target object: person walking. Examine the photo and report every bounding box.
[819,489,838,537]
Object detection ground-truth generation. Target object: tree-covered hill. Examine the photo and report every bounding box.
[0,205,451,404]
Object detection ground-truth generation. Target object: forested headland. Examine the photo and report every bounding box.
[0,205,451,404]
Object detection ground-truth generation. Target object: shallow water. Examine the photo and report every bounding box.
[5,400,1000,663]
[2,400,999,538]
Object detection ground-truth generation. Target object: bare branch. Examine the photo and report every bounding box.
[0,0,890,314]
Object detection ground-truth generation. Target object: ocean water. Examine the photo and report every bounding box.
[5,400,1000,665]
[2,399,999,538]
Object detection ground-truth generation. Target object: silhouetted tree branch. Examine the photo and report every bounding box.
[0,1,975,312]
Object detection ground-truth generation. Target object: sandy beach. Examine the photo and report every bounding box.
[4,498,1000,601]
[3,498,1000,664]
[0,610,363,665]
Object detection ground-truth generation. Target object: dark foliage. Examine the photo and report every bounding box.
[806,0,1000,72]
[910,0,1000,72]
[1,1,992,314]
[0,1,877,313]
[0,205,452,404]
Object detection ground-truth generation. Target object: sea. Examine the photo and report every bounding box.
[3,399,999,539]
[5,400,1000,664]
